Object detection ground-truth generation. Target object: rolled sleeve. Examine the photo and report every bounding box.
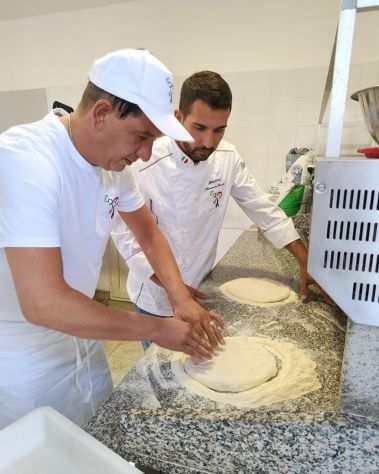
[263,216,300,249]
[231,149,300,249]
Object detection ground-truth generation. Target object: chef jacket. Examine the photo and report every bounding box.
[111,137,300,316]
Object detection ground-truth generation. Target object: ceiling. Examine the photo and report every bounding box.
[0,0,378,78]
[0,0,135,21]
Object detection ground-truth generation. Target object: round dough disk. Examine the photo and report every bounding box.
[183,336,278,393]
[220,277,291,304]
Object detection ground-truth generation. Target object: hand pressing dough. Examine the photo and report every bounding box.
[220,277,291,305]
[184,336,277,392]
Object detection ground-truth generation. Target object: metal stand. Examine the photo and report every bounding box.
[319,0,379,158]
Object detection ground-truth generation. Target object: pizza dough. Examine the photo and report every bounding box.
[171,336,321,409]
[184,337,277,393]
[220,277,293,305]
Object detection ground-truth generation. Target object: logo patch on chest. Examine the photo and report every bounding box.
[104,194,119,218]
[210,190,223,208]
[206,177,224,207]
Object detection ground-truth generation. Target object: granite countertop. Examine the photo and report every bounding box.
[86,227,379,473]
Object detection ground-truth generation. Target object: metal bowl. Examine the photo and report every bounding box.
[351,86,379,144]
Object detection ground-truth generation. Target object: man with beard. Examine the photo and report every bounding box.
[112,71,314,349]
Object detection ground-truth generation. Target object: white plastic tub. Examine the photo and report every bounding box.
[0,407,141,473]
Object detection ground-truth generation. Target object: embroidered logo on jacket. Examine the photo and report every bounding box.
[205,177,224,191]
[210,190,223,208]
[104,195,119,218]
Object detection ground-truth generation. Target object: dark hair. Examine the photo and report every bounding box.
[78,82,142,119]
[179,71,232,117]
[52,101,74,113]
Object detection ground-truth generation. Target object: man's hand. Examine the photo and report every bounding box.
[150,275,224,348]
[298,259,314,301]
[150,317,215,359]
[298,260,334,304]
[286,239,334,304]
[172,296,224,349]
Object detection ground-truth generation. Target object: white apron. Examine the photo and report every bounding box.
[0,326,113,429]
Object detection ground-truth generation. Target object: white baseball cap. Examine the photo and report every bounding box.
[88,49,193,142]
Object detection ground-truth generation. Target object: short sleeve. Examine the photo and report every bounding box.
[116,166,145,213]
[0,149,60,248]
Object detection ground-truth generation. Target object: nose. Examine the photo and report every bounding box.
[137,141,154,162]
[202,131,217,149]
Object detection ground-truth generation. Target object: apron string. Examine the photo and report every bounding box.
[72,337,94,413]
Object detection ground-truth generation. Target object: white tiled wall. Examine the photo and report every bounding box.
[3,63,379,291]
[0,89,48,132]
[204,62,379,261]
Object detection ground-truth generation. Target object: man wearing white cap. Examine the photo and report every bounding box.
[0,49,223,429]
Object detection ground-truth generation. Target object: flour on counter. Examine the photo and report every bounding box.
[172,336,320,409]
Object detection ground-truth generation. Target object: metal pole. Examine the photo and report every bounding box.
[325,0,357,158]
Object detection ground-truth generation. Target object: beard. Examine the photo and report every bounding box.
[180,141,215,163]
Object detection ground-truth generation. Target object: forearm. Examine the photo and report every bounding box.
[23,284,161,341]
[150,273,162,286]
[285,239,308,265]
[119,207,190,307]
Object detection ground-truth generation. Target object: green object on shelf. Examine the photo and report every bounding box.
[278,184,305,217]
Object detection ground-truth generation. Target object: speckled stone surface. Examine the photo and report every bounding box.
[89,405,379,473]
[340,320,379,419]
[86,228,379,473]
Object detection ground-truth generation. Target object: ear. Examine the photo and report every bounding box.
[174,109,183,122]
[91,99,114,131]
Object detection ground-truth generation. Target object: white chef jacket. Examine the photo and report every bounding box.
[112,137,300,316]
